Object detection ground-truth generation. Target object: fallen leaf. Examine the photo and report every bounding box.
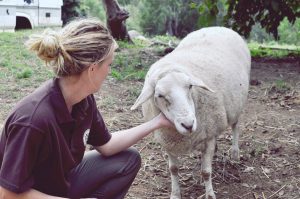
[274,179,281,183]
[243,166,255,173]
[262,166,271,174]
[279,190,285,196]
[241,183,251,188]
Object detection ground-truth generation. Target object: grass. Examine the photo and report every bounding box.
[151,35,179,44]
[0,29,54,109]
[111,38,158,81]
[274,79,291,91]
[248,41,300,58]
[117,38,150,49]
[0,29,53,83]
[16,67,33,79]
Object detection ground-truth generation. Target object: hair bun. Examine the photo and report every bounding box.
[26,29,62,63]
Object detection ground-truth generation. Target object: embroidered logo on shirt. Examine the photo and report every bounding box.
[83,129,90,146]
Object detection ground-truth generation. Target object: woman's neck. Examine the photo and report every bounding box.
[58,76,90,112]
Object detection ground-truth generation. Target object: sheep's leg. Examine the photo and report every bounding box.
[167,152,181,199]
[201,138,216,199]
[231,122,240,161]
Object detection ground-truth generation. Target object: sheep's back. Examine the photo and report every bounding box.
[175,26,250,73]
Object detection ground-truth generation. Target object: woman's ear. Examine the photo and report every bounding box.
[89,64,95,71]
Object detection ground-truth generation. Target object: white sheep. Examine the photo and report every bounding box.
[131,27,251,199]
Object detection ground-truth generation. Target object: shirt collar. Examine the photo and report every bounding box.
[49,78,73,124]
[50,78,89,124]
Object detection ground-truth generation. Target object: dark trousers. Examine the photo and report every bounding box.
[67,147,141,199]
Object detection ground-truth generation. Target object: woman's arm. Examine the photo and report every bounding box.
[0,186,65,199]
[95,113,173,156]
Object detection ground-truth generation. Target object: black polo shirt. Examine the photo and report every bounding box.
[0,78,111,197]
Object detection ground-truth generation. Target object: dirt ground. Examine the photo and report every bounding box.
[96,58,300,199]
[0,58,299,199]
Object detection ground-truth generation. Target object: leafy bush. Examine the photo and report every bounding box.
[278,18,300,45]
[250,18,300,45]
[138,0,201,37]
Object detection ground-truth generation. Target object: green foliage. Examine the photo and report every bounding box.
[80,0,106,21]
[277,18,300,45]
[190,0,227,27]
[225,0,300,39]
[196,0,218,27]
[248,41,300,58]
[110,69,123,80]
[79,0,300,44]
[138,0,202,37]
[138,0,169,35]
[250,18,300,45]
[176,1,203,37]
[191,0,300,41]
[117,39,148,49]
[151,35,179,44]
[80,0,141,32]
[118,0,142,32]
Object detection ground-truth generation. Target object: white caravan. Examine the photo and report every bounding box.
[0,0,63,32]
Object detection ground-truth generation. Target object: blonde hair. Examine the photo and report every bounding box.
[25,18,116,77]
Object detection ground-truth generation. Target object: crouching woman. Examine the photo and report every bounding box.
[0,18,172,199]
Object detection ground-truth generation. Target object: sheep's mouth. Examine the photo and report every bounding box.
[178,129,193,135]
[174,119,197,135]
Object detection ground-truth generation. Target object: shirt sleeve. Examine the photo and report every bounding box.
[87,96,111,146]
[0,124,44,193]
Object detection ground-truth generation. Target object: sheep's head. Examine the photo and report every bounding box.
[131,71,214,135]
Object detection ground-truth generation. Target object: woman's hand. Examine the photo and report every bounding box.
[153,113,174,129]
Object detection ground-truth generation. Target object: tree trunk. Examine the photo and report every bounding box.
[166,18,174,36]
[102,0,132,42]
[62,0,84,26]
[165,17,178,36]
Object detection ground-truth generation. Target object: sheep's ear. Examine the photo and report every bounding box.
[131,85,154,110]
[191,78,215,92]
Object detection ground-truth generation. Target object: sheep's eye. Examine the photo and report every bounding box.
[157,94,171,104]
[189,85,193,89]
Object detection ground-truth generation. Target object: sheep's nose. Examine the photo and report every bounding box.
[181,123,193,131]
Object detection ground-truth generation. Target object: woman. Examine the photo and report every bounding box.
[0,18,173,199]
